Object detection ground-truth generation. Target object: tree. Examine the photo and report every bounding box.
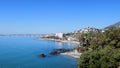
[78,27,120,68]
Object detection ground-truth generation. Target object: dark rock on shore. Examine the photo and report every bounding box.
[39,54,46,58]
[50,48,73,55]
[55,49,72,53]
[50,51,60,55]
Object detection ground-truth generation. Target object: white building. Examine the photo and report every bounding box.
[55,33,63,39]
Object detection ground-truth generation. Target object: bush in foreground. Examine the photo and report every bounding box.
[78,27,120,68]
[78,46,120,68]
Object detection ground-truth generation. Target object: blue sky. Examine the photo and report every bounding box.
[0,0,120,34]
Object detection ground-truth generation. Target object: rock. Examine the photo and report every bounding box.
[55,48,71,53]
[50,51,60,55]
[50,48,72,55]
[39,54,46,58]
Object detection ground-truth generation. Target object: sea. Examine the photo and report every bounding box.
[0,36,78,68]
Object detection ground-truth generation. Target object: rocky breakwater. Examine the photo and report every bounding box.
[50,48,73,55]
[38,48,73,58]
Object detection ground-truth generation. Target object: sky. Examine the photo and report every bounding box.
[0,0,120,34]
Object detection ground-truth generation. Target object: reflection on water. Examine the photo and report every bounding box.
[56,42,63,48]
[55,41,77,49]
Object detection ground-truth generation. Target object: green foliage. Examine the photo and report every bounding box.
[89,27,120,49]
[78,27,120,68]
[76,46,88,52]
[78,46,120,68]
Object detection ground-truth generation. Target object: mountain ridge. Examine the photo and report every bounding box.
[105,21,120,29]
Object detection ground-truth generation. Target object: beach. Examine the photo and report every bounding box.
[37,38,80,44]
[61,50,82,59]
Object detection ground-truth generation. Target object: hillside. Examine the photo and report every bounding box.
[78,26,120,68]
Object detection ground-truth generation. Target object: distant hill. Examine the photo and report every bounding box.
[105,21,120,29]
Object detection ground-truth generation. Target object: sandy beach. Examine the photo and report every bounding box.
[37,38,80,44]
[61,50,82,59]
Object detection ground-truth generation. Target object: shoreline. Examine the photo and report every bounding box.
[37,38,80,44]
[37,38,81,59]
[60,50,81,59]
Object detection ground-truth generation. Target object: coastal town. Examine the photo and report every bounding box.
[38,27,102,58]
[40,27,101,43]
[39,22,120,59]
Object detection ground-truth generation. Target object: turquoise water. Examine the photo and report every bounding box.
[0,37,78,68]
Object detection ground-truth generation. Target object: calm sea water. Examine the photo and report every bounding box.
[0,36,78,68]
